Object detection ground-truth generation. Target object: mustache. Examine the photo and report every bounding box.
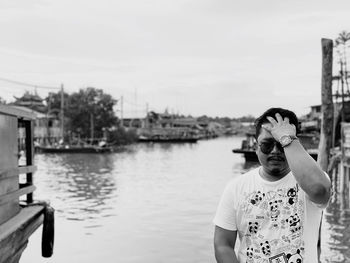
[267,155,285,161]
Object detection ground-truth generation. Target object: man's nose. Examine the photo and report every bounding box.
[270,143,281,153]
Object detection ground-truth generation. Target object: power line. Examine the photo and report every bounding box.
[0,77,59,90]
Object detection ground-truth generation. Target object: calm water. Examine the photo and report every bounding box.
[20,136,350,262]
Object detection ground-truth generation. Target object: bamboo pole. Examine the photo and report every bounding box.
[318,39,334,172]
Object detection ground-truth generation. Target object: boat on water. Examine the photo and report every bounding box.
[35,139,113,153]
[232,132,319,162]
[138,127,199,143]
[36,145,113,153]
[138,135,198,143]
[0,105,54,262]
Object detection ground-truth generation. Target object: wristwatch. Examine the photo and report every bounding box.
[279,135,298,148]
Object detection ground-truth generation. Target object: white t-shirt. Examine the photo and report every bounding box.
[214,167,326,263]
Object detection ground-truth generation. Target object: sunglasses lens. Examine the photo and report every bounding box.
[260,142,274,154]
[259,141,284,154]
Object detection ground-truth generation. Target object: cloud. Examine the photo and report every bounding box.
[0,0,349,118]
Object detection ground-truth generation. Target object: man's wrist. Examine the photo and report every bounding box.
[279,135,298,148]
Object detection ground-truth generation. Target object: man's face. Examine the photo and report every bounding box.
[256,124,290,177]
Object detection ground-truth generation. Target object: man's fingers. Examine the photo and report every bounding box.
[290,123,296,132]
[275,113,283,123]
[261,124,272,131]
[283,117,290,124]
[266,116,277,125]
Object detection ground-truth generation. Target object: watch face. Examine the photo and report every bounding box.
[280,136,292,146]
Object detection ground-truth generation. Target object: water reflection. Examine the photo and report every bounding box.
[24,137,350,263]
[137,141,198,153]
[35,153,117,223]
[321,191,350,262]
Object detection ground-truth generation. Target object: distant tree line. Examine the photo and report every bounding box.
[2,87,256,143]
[197,114,255,127]
[42,87,136,145]
[46,87,119,140]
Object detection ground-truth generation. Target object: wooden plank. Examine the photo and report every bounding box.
[18,166,37,175]
[0,168,19,179]
[0,206,44,241]
[0,105,35,120]
[0,186,36,207]
[0,166,37,180]
[0,114,20,224]
[0,202,20,227]
[6,240,28,263]
[0,206,44,263]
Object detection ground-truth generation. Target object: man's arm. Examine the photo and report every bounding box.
[265,113,331,205]
[214,226,239,263]
[283,139,331,204]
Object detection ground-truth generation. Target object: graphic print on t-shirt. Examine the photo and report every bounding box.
[239,184,304,263]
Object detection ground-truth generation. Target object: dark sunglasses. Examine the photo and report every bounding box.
[258,140,284,154]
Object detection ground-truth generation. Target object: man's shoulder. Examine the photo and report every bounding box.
[227,167,260,188]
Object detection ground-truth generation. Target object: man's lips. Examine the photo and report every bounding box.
[267,156,285,162]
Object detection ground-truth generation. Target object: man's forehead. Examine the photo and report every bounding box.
[257,124,274,141]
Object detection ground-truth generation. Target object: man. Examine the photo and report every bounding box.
[213,108,331,263]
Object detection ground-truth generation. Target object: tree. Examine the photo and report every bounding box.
[66,87,118,139]
[335,31,350,80]
[46,87,119,140]
[45,90,69,117]
[334,31,350,122]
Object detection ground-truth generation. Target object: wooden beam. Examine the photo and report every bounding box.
[0,166,37,180]
[18,166,37,175]
[0,186,36,207]
[318,38,334,172]
[0,206,44,263]
[0,105,35,120]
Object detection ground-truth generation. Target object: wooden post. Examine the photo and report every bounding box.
[25,120,34,203]
[318,39,334,172]
[317,39,334,262]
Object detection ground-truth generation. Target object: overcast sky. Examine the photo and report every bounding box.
[0,0,349,118]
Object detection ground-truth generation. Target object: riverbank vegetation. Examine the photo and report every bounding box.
[7,87,257,145]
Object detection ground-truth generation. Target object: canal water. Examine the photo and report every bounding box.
[20,136,350,262]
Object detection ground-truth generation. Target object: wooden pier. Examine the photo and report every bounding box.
[0,105,54,262]
[320,36,350,209]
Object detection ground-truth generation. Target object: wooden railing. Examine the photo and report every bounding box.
[19,118,35,204]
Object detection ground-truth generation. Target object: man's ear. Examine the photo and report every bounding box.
[253,140,258,151]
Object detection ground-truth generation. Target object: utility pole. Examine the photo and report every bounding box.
[145,102,149,128]
[90,113,94,142]
[47,92,52,145]
[120,95,124,127]
[340,60,346,122]
[134,88,138,118]
[60,84,64,142]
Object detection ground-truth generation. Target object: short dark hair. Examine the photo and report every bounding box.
[254,107,300,138]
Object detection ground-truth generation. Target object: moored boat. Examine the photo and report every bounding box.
[36,144,113,153]
[138,127,199,143]
[35,138,113,153]
[232,132,319,162]
[138,134,198,143]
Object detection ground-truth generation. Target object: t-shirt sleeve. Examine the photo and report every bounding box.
[213,180,237,231]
